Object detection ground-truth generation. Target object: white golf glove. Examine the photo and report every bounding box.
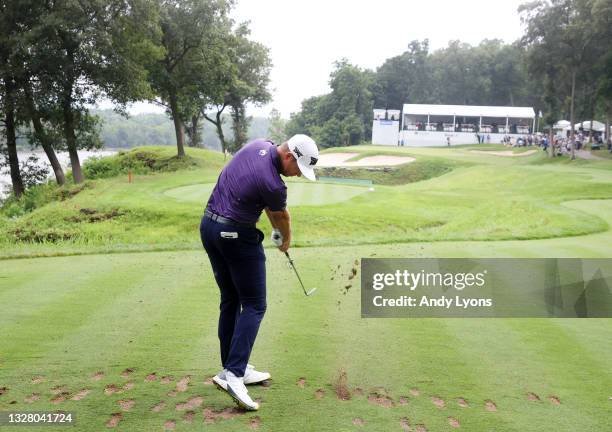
[271,228,283,247]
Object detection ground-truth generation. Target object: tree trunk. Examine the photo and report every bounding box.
[187,114,201,148]
[23,81,65,185]
[61,91,84,183]
[203,108,228,158]
[549,128,554,158]
[169,92,185,158]
[606,104,611,149]
[4,76,24,198]
[569,69,576,160]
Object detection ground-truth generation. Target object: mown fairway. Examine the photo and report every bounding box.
[1,145,611,431]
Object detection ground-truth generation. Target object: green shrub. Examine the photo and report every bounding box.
[83,149,199,179]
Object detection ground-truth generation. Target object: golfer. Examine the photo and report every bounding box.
[200,134,319,410]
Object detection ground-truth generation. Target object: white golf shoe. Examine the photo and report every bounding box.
[213,364,271,390]
[243,363,271,385]
[225,371,259,411]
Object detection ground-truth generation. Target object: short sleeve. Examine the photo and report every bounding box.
[263,185,287,212]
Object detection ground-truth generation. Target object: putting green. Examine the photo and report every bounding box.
[162,182,370,207]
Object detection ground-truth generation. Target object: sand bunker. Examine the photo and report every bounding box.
[469,149,538,157]
[317,153,415,167]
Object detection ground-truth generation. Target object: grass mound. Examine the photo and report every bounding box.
[316,159,457,185]
[83,148,200,179]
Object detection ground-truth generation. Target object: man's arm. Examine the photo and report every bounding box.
[265,207,291,252]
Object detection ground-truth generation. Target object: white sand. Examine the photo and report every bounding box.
[316,153,359,167]
[468,150,538,157]
[341,155,415,166]
[317,153,415,167]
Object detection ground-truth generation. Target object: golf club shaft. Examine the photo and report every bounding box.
[285,251,308,295]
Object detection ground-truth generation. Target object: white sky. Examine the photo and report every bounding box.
[98,0,527,118]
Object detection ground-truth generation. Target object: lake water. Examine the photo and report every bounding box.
[0,149,117,199]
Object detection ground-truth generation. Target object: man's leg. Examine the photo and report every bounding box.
[201,218,240,368]
[224,252,267,378]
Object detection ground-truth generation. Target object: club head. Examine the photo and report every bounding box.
[305,288,317,296]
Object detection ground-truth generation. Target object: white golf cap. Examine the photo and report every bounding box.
[287,134,319,181]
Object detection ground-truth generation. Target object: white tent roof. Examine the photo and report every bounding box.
[553,120,571,129]
[402,104,535,118]
[574,120,605,132]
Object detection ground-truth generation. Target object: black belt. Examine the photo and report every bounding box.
[204,210,255,228]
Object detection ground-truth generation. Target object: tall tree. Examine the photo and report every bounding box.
[148,0,232,157]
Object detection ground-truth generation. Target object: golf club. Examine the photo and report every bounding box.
[284,251,317,296]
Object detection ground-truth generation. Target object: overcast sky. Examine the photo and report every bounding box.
[99,0,527,118]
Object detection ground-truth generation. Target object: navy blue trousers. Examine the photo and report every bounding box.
[200,215,267,377]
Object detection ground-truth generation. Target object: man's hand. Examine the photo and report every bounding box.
[265,208,292,252]
[271,228,283,247]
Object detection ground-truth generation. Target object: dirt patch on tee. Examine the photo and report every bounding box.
[176,376,190,392]
[145,373,158,382]
[527,392,541,401]
[31,376,45,384]
[106,413,122,428]
[122,382,134,391]
[399,396,409,405]
[457,398,469,407]
[297,377,306,388]
[50,385,67,395]
[448,417,460,428]
[176,396,203,411]
[0,387,8,396]
[167,390,178,397]
[315,389,325,400]
[152,401,166,412]
[163,419,176,430]
[71,389,90,401]
[485,400,497,411]
[121,368,135,378]
[248,416,261,430]
[203,377,214,385]
[432,396,445,408]
[549,396,561,405]
[24,393,40,403]
[183,411,195,423]
[202,407,244,424]
[51,392,70,404]
[415,424,428,432]
[409,388,420,397]
[118,399,135,411]
[161,376,174,384]
[368,389,394,408]
[91,371,105,381]
[353,387,364,396]
[400,417,411,431]
[334,370,351,401]
[104,384,122,396]
[352,417,365,426]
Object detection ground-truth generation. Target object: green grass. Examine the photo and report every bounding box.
[3,144,612,257]
[0,144,611,430]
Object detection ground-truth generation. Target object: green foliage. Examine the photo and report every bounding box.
[286,60,374,148]
[82,148,199,179]
[1,182,91,218]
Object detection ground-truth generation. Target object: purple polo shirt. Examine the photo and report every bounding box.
[206,139,287,224]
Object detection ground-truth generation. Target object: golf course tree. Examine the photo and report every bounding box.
[192,21,271,154]
[147,0,237,157]
[222,23,271,153]
[268,108,288,145]
[287,60,375,148]
[372,40,431,110]
[592,0,612,144]
[0,1,26,198]
[520,0,606,159]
